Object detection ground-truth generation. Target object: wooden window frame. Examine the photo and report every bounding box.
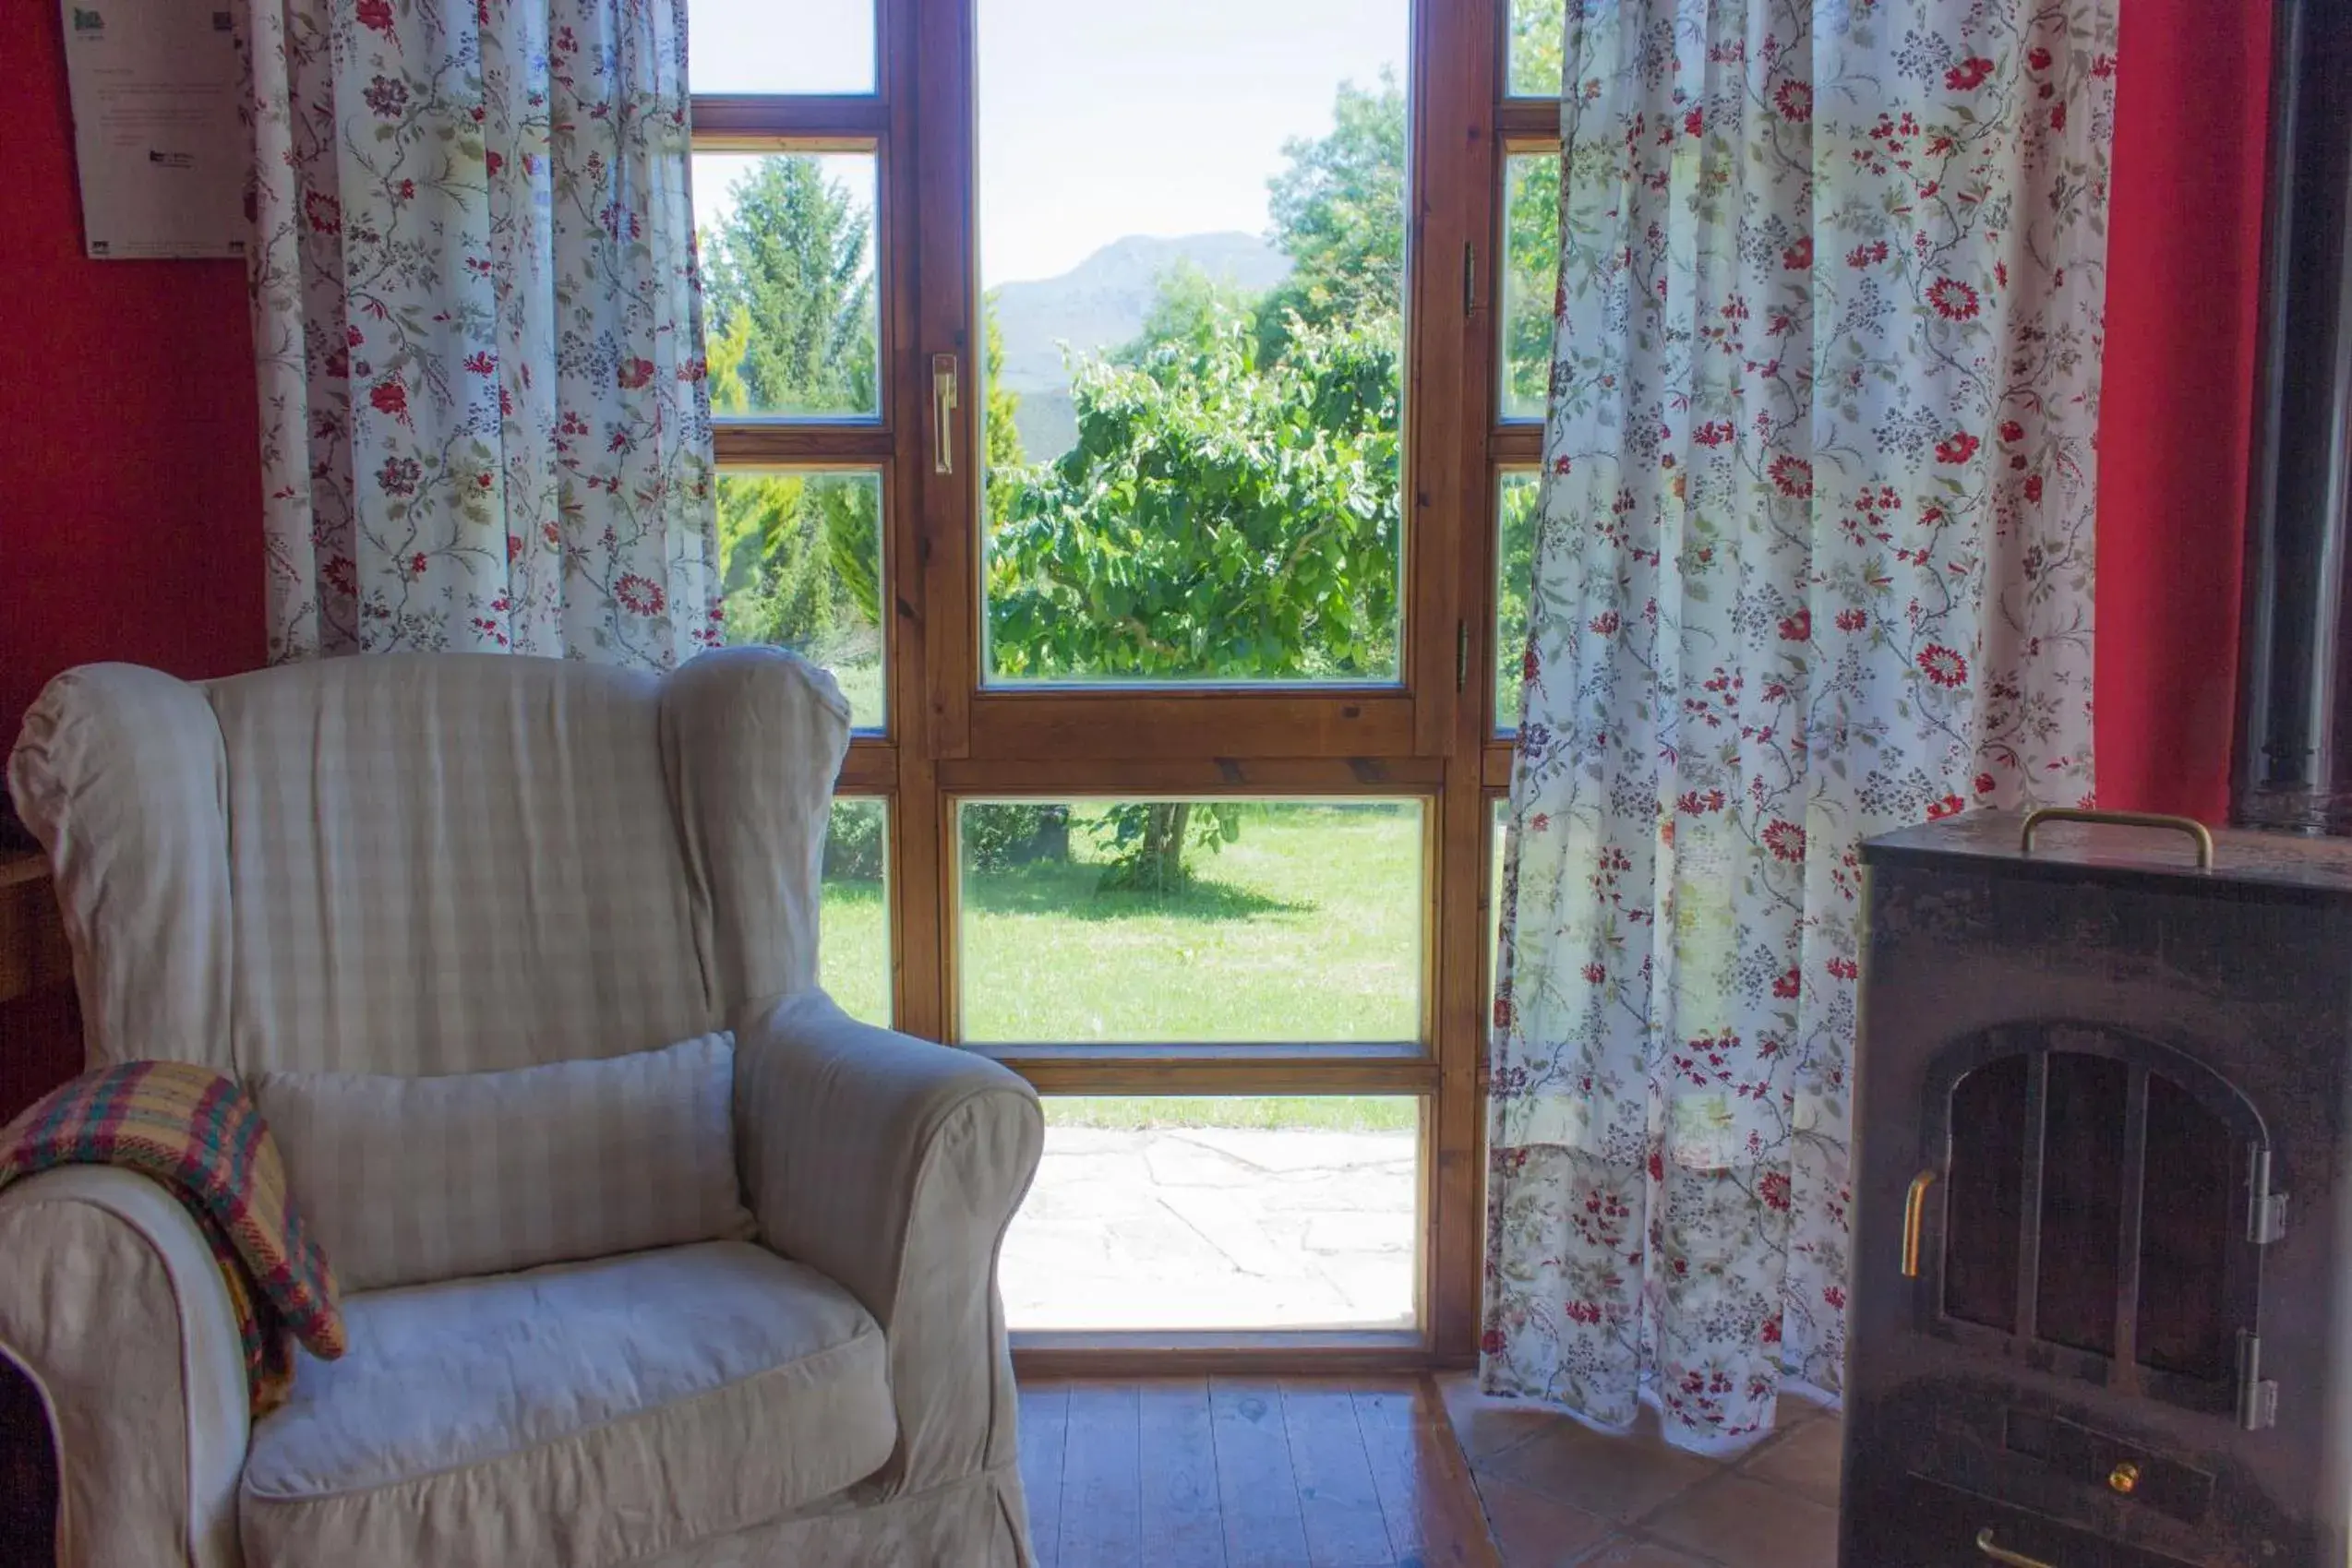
[693,0,1534,1368]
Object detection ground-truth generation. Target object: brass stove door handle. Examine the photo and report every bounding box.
[1901,1169,1936,1278]
[2019,807,2214,871]
[1975,1527,2059,1567]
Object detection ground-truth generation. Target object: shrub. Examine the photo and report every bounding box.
[822,803,887,881]
[964,804,1071,871]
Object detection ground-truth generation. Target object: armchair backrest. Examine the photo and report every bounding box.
[7,649,850,1077]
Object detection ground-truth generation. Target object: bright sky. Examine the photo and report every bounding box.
[688,0,1406,286]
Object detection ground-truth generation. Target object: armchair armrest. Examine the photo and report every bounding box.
[732,991,1043,1496]
[0,1167,248,1568]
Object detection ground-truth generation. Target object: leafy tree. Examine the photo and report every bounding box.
[1255,74,1405,367]
[715,471,877,659]
[982,78,1421,888]
[1508,0,1565,97]
[1497,3,1565,718]
[1502,151,1563,418]
[703,157,876,416]
[1090,799,1240,894]
[990,314,1399,888]
[989,303,1400,684]
[1494,474,1540,732]
[702,158,888,712]
[984,300,1026,473]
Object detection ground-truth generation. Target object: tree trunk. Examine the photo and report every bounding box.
[1140,802,1192,892]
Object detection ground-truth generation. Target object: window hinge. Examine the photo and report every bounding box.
[1462,242,1478,316]
[2249,1147,2288,1244]
[1456,621,1470,692]
[2238,1331,2279,1430]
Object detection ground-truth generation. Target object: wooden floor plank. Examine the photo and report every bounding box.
[1061,1382,1144,1568]
[1015,1374,1498,1568]
[1280,1380,1395,1566]
[1351,1379,1501,1568]
[1208,1378,1313,1568]
[1020,1382,1072,1568]
[1137,1378,1228,1567]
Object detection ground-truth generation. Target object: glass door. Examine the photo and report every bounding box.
[696,0,1523,1358]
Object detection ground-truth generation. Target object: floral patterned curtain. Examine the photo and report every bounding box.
[241,0,719,667]
[1485,0,2113,1450]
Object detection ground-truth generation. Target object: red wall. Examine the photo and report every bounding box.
[2094,0,2275,822]
[0,2,264,754]
[0,0,2284,822]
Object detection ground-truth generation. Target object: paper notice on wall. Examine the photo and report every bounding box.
[59,0,246,259]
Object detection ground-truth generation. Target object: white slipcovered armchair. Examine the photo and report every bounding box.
[0,649,1044,1567]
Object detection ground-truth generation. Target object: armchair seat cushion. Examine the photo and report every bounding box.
[237,1240,896,1568]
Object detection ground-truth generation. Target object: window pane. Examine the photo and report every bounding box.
[957,799,1422,1042]
[717,470,885,730]
[1500,152,1560,421]
[1490,796,1509,1011]
[689,0,875,95]
[696,152,880,420]
[821,797,891,1025]
[1495,470,1538,733]
[1002,1095,1419,1330]
[1507,0,1565,98]
[978,1,1409,685]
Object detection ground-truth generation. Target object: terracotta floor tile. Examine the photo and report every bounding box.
[1477,1414,1719,1525]
[1437,1372,1560,1462]
[1737,1416,1842,1506]
[1641,1473,1839,1568]
[1770,1394,1828,1431]
[1473,1476,1614,1567]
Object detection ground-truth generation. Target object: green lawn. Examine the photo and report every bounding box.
[816,874,892,1026]
[955,802,1421,1043]
[813,803,1427,1129]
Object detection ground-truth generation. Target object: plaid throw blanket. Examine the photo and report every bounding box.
[0,1061,344,1413]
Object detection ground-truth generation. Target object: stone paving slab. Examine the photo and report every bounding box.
[1002,1124,1417,1330]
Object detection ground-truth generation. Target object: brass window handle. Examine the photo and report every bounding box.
[1902,1169,1936,1277]
[1976,1526,2059,1566]
[932,353,959,475]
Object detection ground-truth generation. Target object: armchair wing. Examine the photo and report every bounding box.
[731,991,1043,1498]
[0,1168,249,1568]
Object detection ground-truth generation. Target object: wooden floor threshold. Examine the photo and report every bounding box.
[1014,1331,1430,1381]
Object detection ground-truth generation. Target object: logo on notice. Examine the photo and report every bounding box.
[71,7,102,32]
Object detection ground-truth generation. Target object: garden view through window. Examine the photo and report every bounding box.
[1500,153,1562,423]
[694,152,879,422]
[1496,470,1538,733]
[819,797,891,1026]
[977,0,1410,686]
[693,0,1548,1350]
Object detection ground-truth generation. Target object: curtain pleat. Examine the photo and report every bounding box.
[239,0,719,668]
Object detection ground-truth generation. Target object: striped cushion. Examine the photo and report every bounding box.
[253,1035,752,1293]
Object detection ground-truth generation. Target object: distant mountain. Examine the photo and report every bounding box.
[990,233,1292,461]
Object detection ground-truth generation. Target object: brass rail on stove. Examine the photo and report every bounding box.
[2019,808,2214,871]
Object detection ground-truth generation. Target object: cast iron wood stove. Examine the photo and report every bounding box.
[1839,0,2352,1559]
[1843,808,2352,1567]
